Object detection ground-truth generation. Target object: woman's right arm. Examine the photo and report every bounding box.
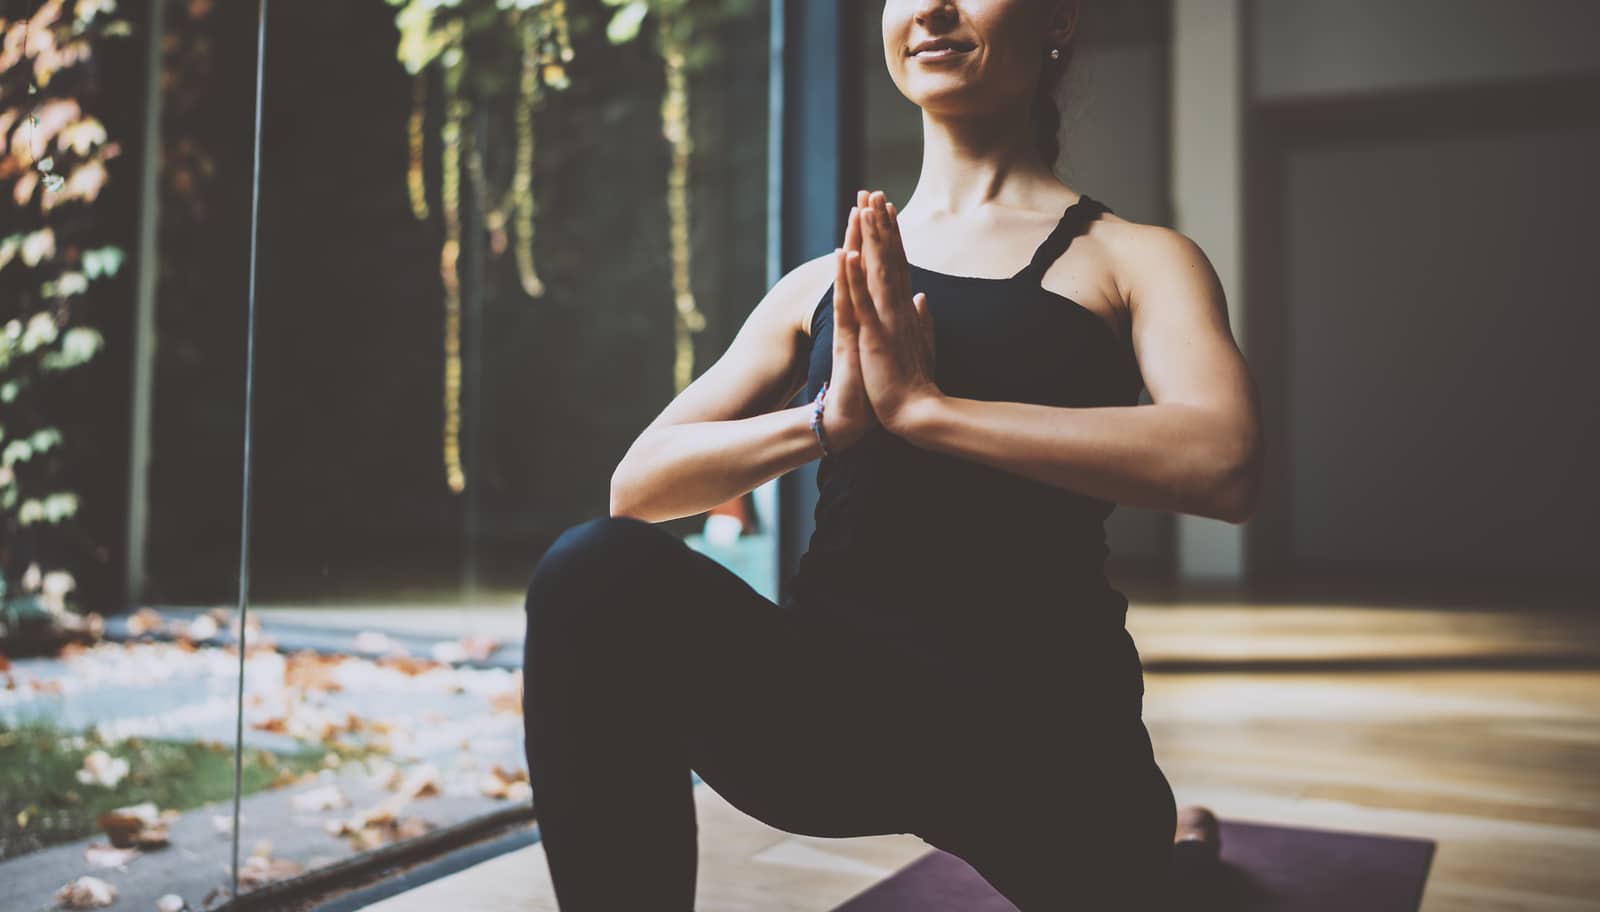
[608,253,836,523]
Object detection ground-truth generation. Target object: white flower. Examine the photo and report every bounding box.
[43,570,76,596]
[22,311,59,352]
[76,750,131,788]
[21,228,56,266]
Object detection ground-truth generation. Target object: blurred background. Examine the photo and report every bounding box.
[0,0,1595,909]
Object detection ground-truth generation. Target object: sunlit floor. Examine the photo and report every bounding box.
[341,588,1599,912]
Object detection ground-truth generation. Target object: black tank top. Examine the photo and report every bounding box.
[786,194,1146,696]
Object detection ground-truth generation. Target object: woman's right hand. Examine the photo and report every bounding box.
[821,200,878,454]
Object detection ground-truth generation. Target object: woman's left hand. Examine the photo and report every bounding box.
[846,190,942,436]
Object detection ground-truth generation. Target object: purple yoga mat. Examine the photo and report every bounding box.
[830,817,1436,911]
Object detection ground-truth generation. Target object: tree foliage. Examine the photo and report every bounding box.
[0,0,130,628]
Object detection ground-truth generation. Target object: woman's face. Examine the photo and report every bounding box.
[882,0,1068,116]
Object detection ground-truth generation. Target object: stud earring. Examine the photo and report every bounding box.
[1049,47,1061,60]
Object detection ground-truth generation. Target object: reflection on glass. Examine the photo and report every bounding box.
[2,0,247,908]
[234,0,773,904]
[5,0,769,906]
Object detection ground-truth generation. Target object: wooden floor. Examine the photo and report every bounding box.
[364,592,1600,911]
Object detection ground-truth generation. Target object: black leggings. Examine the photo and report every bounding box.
[522,515,1179,910]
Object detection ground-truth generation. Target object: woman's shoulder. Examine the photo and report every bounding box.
[1085,207,1212,296]
[1088,205,1202,264]
[1091,208,1225,329]
[775,251,840,341]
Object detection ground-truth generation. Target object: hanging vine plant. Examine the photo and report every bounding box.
[384,0,753,494]
[0,0,131,642]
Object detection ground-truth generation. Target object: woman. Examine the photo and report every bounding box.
[523,0,1260,908]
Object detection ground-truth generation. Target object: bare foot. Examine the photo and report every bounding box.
[1174,804,1221,859]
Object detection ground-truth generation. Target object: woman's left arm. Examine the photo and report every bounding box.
[891,224,1264,524]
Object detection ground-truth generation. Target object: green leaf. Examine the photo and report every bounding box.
[41,327,104,371]
[42,271,89,299]
[20,313,60,353]
[28,428,64,453]
[607,1,648,44]
[17,492,79,525]
[83,246,125,279]
[3,440,33,467]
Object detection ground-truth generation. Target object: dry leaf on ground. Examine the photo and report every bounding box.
[53,875,117,908]
[83,841,141,868]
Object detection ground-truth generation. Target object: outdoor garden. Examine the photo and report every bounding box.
[1,0,770,907]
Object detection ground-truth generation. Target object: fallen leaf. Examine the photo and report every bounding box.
[127,607,167,636]
[353,631,405,656]
[233,851,304,888]
[210,813,247,833]
[186,615,219,641]
[290,784,348,812]
[53,875,117,908]
[97,802,171,849]
[83,842,141,868]
[393,763,440,799]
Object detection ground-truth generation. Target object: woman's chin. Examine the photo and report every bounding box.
[905,85,987,112]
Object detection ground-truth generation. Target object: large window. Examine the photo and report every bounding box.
[0,0,773,905]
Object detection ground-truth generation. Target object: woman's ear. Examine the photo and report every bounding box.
[1047,0,1081,48]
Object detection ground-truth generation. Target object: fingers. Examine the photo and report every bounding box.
[846,246,881,337]
[833,247,849,335]
[833,247,857,337]
[837,207,862,332]
[843,200,882,336]
[859,200,897,333]
[844,190,910,339]
[882,197,905,255]
[880,196,911,307]
[861,192,912,333]
[914,291,935,368]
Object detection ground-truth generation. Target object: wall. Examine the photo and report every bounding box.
[1246,0,1600,587]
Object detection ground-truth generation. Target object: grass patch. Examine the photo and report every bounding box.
[0,716,354,861]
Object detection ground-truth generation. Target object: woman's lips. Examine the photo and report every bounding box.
[911,46,973,61]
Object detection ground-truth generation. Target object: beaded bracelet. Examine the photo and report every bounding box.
[810,380,833,456]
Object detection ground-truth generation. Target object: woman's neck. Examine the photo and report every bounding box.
[898,103,1062,220]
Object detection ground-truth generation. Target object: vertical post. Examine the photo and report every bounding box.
[773,0,861,606]
[230,1,269,897]
[1171,0,1248,584]
[126,0,167,608]
[461,107,487,605]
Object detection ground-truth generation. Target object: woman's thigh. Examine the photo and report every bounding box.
[525,515,927,839]
[907,712,1179,910]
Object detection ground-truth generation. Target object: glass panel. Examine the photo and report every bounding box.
[2,0,772,906]
[235,0,773,903]
[2,0,249,907]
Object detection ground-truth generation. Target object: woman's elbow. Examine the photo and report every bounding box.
[1209,428,1263,524]
[609,465,645,520]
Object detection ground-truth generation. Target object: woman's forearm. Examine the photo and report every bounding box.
[609,403,824,523]
[895,394,1259,523]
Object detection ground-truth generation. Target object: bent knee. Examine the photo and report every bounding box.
[525,515,674,614]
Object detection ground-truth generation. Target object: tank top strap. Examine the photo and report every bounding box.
[1009,193,1112,286]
